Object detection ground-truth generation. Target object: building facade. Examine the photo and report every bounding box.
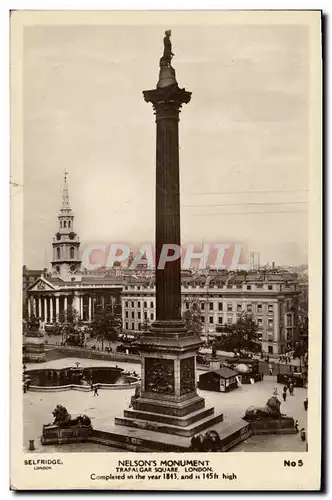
[121,271,300,354]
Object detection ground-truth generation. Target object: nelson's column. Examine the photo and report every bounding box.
[114,32,228,448]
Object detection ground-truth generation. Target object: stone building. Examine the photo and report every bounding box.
[121,270,300,354]
[26,174,122,323]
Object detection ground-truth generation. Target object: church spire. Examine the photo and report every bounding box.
[51,171,81,281]
[60,170,72,215]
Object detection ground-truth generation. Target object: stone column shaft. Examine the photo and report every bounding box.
[143,84,191,325]
[88,296,92,321]
[55,296,59,321]
[50,297,53,323]
[44,297,48,322]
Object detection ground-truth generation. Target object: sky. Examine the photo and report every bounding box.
[23,23,309,269]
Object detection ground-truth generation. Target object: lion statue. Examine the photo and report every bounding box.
[190,430,222,452]
[51,405,91,428]
[244,396,283,421]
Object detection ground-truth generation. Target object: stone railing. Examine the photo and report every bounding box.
[28,380,139,393]
[45,345,141,364]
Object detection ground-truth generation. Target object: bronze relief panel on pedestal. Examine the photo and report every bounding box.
[180,357,196,395]
[145,358,174,394]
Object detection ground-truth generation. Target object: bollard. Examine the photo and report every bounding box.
[29,440,35,451]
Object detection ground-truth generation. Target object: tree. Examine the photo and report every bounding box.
[215,313,260,353]
[56,306,82,346]
[139,318,150,333]
[89,306,121,350]
[183,299,203,336]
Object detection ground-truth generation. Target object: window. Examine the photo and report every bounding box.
[125,301,128,308]
[201,303,205,310]
[209,316,213,324]
[64,221,67,228]
[268,304,274,313]
[257,318,263,327]
[125,311,128,319]
[268,285,273,290]
[247,285,251,290]
[131,301,134,308]
[237,303,242,312]
[247,304,252,312]
[70,247,75,259]
[257,304,263,313]
[68,221,71,228]
[209,303,213,310]
[227,303,232,312]
[218,303,223,311]
[150,313,154,321]
[150,302,154,308]
[137,286,140,290]
[227,316,232,324]
[144,312,147,319]
[268,319,273,328]
[125,322,128,330]
[186,302,189,310]
[144,301,147,308]
[56,247,60,259]
[131,312,134,319]
[218,317,223,324]
[268,346,273,354]
[138,312,141,320]
[60,221,62,228]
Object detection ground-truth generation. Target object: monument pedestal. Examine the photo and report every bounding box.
[115,320,224,438]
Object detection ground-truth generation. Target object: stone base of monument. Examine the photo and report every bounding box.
[90,419,251,452]
[41,424,93,445]
[114,405,224,438]
[248,417,297,435]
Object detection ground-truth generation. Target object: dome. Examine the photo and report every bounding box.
[235,363,250,373]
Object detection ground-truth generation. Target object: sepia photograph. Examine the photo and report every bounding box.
[10,9,322,490]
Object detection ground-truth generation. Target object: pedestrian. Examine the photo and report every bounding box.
[282,391,287,402]
[94,386,99,396]
[300,428,306,441]
[273,387,278,396]
[283,385,288,394]
[289,383,294,396]
[269,368,273,376]
[295,420,299,432]
[304,398,308,411]
[267,355,270,363]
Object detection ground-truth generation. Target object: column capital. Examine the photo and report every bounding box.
[143,83,191,118]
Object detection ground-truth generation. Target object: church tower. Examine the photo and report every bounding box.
[51,171,82,281]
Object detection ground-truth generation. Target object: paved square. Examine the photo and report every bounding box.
[24,357,307,453]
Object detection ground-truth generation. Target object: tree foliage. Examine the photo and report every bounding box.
[89,306,121,347]
[215,313,260,353]
[183,299,203,336]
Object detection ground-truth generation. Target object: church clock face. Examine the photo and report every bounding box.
[56,232,61,240]
[69,232,75,240]
[55,265,60,273]
[70,264,76,273]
